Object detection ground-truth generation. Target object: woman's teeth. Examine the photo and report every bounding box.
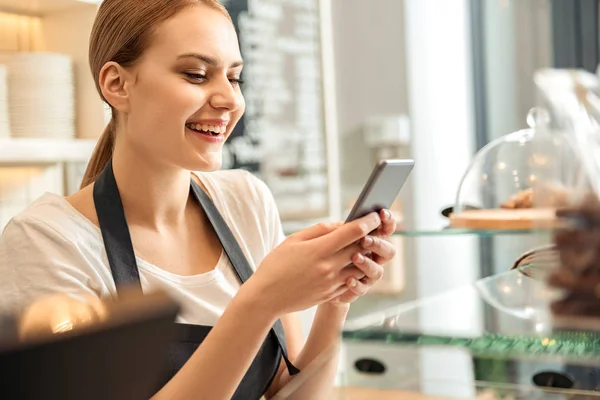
[186,123,226,135]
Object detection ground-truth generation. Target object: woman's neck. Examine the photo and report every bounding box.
[111,140,194,229]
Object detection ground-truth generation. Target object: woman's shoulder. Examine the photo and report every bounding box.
[196,169,284,255]
[0,193,109,314]
[3,192,99,245]
[196,169,276,208]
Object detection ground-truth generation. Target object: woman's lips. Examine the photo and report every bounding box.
[186,125,225,143]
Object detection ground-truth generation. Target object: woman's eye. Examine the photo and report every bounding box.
[184,72,207,82]
[184,72,244,86]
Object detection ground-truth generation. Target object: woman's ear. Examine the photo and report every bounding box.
[99,62,131,113]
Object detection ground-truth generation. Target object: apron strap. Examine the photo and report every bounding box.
[190,179,300,376]
[93,161,143,295]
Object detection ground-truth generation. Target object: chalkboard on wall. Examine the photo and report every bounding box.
[221,0,332,222]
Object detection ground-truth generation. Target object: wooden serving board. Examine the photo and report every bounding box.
[449,208,557,230]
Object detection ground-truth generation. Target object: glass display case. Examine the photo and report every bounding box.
[339,263,600,399]
[328,68,600,399]
[449,107,577,232]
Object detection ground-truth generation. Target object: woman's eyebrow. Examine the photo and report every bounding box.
[177,53,244,68]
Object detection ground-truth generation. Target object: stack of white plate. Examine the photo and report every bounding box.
[0,52,75,139]
[0,65,9,138]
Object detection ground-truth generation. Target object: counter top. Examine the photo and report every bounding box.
[332,387,465,399]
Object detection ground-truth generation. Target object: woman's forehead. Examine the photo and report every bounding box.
[148,6,241,64]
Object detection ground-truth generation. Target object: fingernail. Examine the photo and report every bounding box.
[355,253,365,264]
[349,279,357,288]
[363,236,374,246]
[384,210,392,221]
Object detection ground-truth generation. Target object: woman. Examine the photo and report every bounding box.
[0,0,397,398]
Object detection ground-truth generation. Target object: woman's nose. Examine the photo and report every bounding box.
[209,79,242,111]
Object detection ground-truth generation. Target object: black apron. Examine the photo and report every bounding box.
[93,161,299,399]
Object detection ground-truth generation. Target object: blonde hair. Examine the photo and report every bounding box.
[80,0,231,188]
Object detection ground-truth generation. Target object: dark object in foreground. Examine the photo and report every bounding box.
[0,290,179,400]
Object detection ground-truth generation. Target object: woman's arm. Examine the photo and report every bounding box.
[266,211,398,399]
[265,303,348,399]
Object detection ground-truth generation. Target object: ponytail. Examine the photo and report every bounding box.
[80,118,115,189]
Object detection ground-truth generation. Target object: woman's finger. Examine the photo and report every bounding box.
[291,221,342,242]
[333,242,372,267]
[361,235,396,264]
[340,264,366,282]
[377,209,396,237]
[317,213,381,254]
[334,292,359,304]
[326,284,352,302]
[350,252,384,282]
[346,276,370,297]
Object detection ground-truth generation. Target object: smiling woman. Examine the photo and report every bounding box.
[0,1,398,399]
[81,0,245,185]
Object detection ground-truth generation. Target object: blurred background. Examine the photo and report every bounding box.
[0,0,599,393]
[0,0,595,293]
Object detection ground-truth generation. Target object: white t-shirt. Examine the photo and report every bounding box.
[0,170,285,326]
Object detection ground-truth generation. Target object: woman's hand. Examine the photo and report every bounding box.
[242,212,382,317]
[330,209,397,304]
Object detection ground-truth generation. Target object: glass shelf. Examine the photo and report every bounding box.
[285,227,554,238]
[343,264,596,360]
[393,228,553,237]
[341,265,600,397]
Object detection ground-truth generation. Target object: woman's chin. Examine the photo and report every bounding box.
[187,153,223,172]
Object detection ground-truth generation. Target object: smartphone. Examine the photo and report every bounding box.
[345,159,414,222]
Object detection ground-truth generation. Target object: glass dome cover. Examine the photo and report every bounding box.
[450,108,576,230]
